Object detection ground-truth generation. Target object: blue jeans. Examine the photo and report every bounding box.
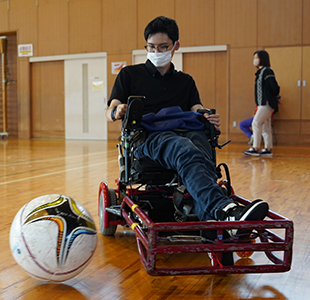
[134,130,233,220]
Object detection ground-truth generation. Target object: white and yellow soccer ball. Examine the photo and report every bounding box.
[10,194,97,282]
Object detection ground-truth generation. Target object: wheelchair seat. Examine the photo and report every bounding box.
[131,156,177,185]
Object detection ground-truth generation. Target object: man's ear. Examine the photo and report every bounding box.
[175,40,180,51]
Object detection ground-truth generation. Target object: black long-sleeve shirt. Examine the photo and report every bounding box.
[254,67,280,112]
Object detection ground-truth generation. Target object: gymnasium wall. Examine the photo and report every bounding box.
[0,0,309,144]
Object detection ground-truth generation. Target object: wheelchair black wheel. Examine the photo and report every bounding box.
[99,188,118,236]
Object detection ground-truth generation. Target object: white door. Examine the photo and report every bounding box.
[64,57,107,140]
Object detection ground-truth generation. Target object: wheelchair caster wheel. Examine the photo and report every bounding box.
[99,184,118,236]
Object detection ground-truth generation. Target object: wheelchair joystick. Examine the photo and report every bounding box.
[197,108,214,115]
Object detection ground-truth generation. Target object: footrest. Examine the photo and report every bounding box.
[121,194,293,276]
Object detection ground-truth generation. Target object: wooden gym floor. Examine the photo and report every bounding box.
[0,139,309,300]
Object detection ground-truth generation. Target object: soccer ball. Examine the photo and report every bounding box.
[10,194,97,282]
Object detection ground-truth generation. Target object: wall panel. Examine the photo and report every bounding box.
[107,53,131,140]
[183,51,227,135]
[0,41,4,133]
[176,0,215,47]
[137,0,175,48]
[69,0,102,54]
[258,0,302,47]
[215,0,257,47]
[303,0,310,45]
[38,0,69,56]
[301,121,310,135]
[6,34,18,137]
[215,51,228,137]
[31,63,41,134]
[229,47,258,136]
[9,0,38,49]
[8,0,38,138]
[265,47,302,120]
[18,59,31,138]
[184,52,216,108]
[31,61,64,139]
[102,0,137,54]
[301,46,310,119]
[0,1,9,31]
[272,120,300,135]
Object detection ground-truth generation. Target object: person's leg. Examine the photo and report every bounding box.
[135,130,268,224]
[239,117,253,138]
[181,130,214,162]
[261,106,274,150]
[252,106,272,150]
[135,130,231,221]
[252,110,263,150]
[243,112,262,155]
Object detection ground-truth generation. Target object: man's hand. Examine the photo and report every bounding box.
[107,99,127,122]
[191,104,221,130]
[205,113,221,131]
[114,104,127,120]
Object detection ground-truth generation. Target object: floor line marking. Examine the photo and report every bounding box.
[0,159,118,186]
[0,150,114,167]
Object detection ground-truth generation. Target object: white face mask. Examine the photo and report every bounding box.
[147,44,175,67]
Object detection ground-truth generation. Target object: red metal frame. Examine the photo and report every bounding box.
[99,181,293,276]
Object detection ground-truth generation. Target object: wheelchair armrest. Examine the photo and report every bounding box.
[122,96,145,131]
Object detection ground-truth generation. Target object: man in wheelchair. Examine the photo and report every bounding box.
[106,16,269,242]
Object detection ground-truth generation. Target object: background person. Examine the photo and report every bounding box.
[243,50,281,157]
[239,116,254,145]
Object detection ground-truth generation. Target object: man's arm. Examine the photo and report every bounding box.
[191,104,221,130]
[106,99,127,122]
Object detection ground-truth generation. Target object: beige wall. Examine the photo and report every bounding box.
[0,0,309,143]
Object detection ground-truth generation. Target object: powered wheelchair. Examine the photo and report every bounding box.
[98,96,293,276]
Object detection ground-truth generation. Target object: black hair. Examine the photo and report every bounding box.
[254,50,271,67]
[144,16,179,43]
